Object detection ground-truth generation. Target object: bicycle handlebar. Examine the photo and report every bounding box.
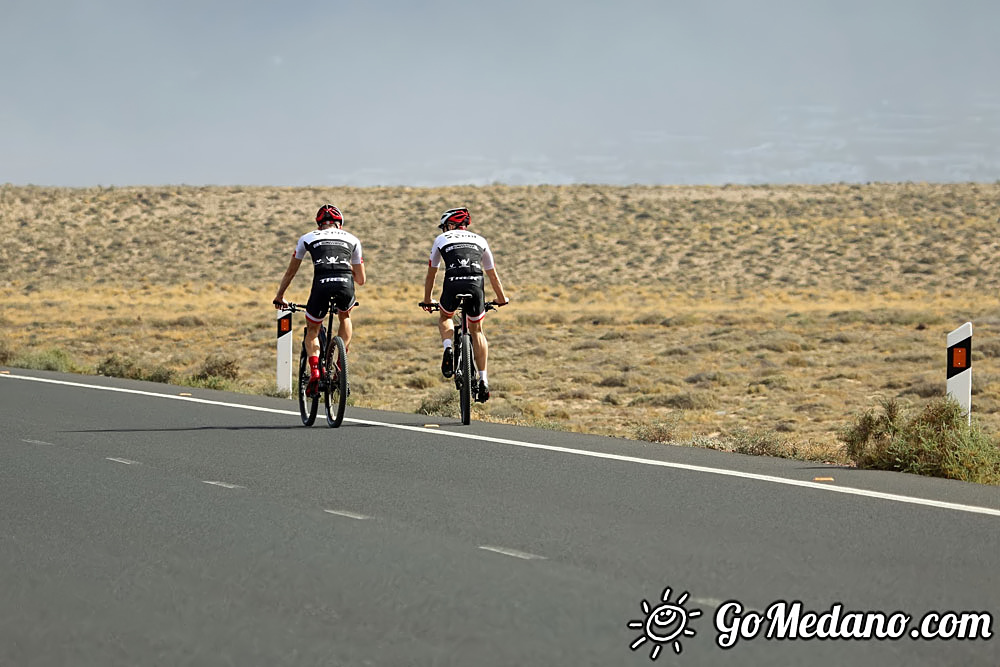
[277,301,359,313]
[418,300,506,312]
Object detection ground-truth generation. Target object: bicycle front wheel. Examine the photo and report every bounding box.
[458,333,472,425]
[324,335,348,428]
[297,340,318,426]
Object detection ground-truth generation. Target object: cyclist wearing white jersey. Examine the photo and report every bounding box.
[273,204,365,395]
[421,207,508,402]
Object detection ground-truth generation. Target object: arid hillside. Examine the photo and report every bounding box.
[2,182,999,457]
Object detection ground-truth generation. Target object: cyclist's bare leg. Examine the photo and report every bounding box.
[305,319,323,359]
[438,311,455,345]
[468,318,488,375]
[337,311,352,350]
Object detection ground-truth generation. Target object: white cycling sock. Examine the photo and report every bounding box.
[443,339,453,349]
[479,371,489,385]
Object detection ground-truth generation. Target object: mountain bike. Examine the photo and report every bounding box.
[419,296,499,425]
[281,302,354,428]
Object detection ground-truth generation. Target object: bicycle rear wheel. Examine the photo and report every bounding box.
[297,336,318,427]
[324,335,348,428]
[458,333,472,425]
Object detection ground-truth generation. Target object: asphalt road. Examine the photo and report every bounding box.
[1,369,998,666]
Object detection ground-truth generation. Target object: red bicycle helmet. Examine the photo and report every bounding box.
[438,207,470,230]
[316,204,344,227]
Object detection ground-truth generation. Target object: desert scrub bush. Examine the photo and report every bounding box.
[972,373,1000,396]
[784,355,814,368]
[899,376,941,399]
[659,313,700,327]
[602,393,623,406]
[574,313,616,326]
[369,336,408,352]
[630,418,678,443]
[0,337,13,364]
[596,374,629,388]
[976,339,1000,359]
[841,397,1000,484]
[181,374,237,391]
[404,373,438,389]
[256,380,291,399]
[823,331,860,344]
[726,428,789,457]
[631,391,717,410]
[97,354,174,383]
[633,313,664,325]
[490,378,524,393]
[11,347,79,372]
[748,374,793,391]
[417,389,459,416]
[749,331,810,353]
[683,434,729,451]
[196,354,239,380]
[684,371,738,386]
[518,312,567,326]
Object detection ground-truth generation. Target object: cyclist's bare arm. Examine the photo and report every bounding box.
[422,265,438,309]
[486,268,508,305]
[273,256,302,307]
[352,261,366,287]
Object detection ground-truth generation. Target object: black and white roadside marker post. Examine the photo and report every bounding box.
[276,309,293,396]
[946,322,972,425]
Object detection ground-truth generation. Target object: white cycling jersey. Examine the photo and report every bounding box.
[294,228,363,278]
[429,229,495,276]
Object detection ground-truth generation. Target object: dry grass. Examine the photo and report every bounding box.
[2,182,1000,463]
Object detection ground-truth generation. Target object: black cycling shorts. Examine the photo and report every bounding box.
[306,274,355,323]
[439,275,486,322]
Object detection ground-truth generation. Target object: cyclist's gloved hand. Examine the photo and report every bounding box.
[494,297,510,307]
[420,301,437,312]
[273,297,289,309]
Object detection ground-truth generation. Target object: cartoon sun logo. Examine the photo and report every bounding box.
[628,587,701,660]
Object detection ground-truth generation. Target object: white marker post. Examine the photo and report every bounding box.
[276,309,293,396]
[946,322,972,425]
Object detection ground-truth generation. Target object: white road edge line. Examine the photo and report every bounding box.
[3,373,999,518]
[21,439,55,446]
[479,545,547,560]
[324,509,370,520]
[106,457,139,465]
[203,480,243,489]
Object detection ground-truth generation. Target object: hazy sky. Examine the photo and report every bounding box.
[2,0,998,186]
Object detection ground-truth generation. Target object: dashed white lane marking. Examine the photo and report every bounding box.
[479,545,547,560]
[106,457,139,465]
[202,480,244,489]
[3,373,1000,518]
[324,509,370,520]
[21,439,55,446]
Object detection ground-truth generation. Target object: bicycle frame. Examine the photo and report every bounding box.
[280,300,356,428]
[420,296,498,425]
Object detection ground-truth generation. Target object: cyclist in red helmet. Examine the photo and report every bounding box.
[421,206,508,402]
[273,204,365,395]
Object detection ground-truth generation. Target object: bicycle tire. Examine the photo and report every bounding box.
[297,337,318,427]
[458,333,472,425]
[324,335,348,428]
